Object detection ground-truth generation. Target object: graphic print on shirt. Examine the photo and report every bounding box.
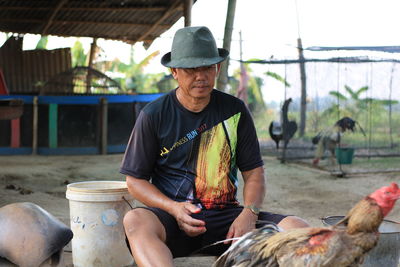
[160,123,208,157]
[194,112,241,209]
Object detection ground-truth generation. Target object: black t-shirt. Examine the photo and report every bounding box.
[120,89,263,209]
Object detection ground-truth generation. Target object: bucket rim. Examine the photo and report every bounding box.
[321,215,400,234]
[67,180,128,193]
[335,147,355,151]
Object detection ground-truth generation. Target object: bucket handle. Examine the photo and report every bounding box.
[122,196,134,210]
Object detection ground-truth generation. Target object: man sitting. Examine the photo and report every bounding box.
[120,26,309,267]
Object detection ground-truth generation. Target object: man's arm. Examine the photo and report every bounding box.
[126,175,206,236]
[224,166,265,243]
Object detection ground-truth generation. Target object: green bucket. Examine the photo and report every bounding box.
[335,147,355,164]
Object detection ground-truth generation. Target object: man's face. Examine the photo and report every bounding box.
[171,64,220,99]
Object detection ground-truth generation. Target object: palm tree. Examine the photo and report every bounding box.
[326,85,397,120]
[95,45,163,93]
[321,85,398,141]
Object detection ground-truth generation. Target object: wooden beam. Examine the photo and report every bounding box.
[184,0,193,27]
[0,17,172,28]
[137,0,182,42]
[42,0,69,35]
[297,38,307,137]
[0,28,158,44]
[86,38,97,93]
[0,6,183,12]
[217,0,237,91]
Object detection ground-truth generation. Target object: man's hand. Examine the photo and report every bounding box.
[224,166,265,244]
[224,208,257,244]
[126,176,206,237]
[171,202,206,237]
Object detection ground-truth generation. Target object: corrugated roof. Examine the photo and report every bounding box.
[0,0,193,47]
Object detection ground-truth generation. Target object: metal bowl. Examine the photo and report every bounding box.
[322,215,400,267]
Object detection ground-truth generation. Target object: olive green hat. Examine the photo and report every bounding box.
[161,26,229,68]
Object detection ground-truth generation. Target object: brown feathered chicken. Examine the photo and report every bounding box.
[214,183,400,267]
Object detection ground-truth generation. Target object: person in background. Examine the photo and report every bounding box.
[312,116,360,165]
[120,26,309,267]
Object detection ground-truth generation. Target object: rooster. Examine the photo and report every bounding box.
[268,98,297,150]
[214,183,400,267]
[269,121,283,149]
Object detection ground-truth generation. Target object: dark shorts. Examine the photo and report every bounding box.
[139,206,287,258]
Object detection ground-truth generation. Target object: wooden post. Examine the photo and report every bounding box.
[86,38,97,93]
[10,118,20,148]
[297,38,307,137]
[100,97,108,155]
[217,0,237,91]
[183,0,193,27]
[32,96,38,154]
[49,103,58,149]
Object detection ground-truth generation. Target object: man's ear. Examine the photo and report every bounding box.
[170,68,178,80]
[216,63,222,74]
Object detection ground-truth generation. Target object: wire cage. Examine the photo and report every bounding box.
[259,56,400,173]
[40,66,122,95]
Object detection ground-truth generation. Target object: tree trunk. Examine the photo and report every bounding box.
[297,38,307,137]
[216,0,236,91]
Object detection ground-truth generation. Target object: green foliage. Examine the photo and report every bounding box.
[325,84,398,123]
[35,36,48,49]
[307,84,400,147]
[265,71,291,87]
[94,46,166,93]
[329,91,347,101]
[122,50,161,93]
[345,85,368,99]
[253,107,278,140]
[71,39,87,67]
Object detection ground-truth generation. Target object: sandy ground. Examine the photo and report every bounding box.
[0,153,399,266]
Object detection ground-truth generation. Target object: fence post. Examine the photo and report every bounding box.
[100,97,108,155]
[32,96,38,154]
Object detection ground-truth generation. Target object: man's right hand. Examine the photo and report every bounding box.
[171,202,206,237]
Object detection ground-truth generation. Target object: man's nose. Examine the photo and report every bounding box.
[194,69,208,79]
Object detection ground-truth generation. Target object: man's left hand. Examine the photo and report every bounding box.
[224,208,257,244]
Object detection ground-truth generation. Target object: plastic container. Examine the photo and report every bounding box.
[322,215,400,267]
[66,181,135,267]
[335,147,355,164]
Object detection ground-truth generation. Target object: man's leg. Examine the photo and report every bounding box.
[123,208,173,267]
[313,139,325,165]
[277,215,309,230]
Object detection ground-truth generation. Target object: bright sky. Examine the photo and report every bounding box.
[1,0,400,102]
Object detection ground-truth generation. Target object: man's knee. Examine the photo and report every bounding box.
[123,208,166,241]
[123,209,141,234]
[278,216,309,230]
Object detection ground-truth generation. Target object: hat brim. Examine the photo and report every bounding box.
[161,48,229,68]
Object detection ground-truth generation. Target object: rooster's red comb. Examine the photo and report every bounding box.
[389,183,399,191]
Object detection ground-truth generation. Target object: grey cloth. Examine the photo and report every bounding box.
[0,202,73,267]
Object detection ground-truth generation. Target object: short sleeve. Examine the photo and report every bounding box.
[236,104,264,172]
[120,111,158,179]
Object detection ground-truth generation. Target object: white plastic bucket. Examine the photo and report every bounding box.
[66,181,135,267]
